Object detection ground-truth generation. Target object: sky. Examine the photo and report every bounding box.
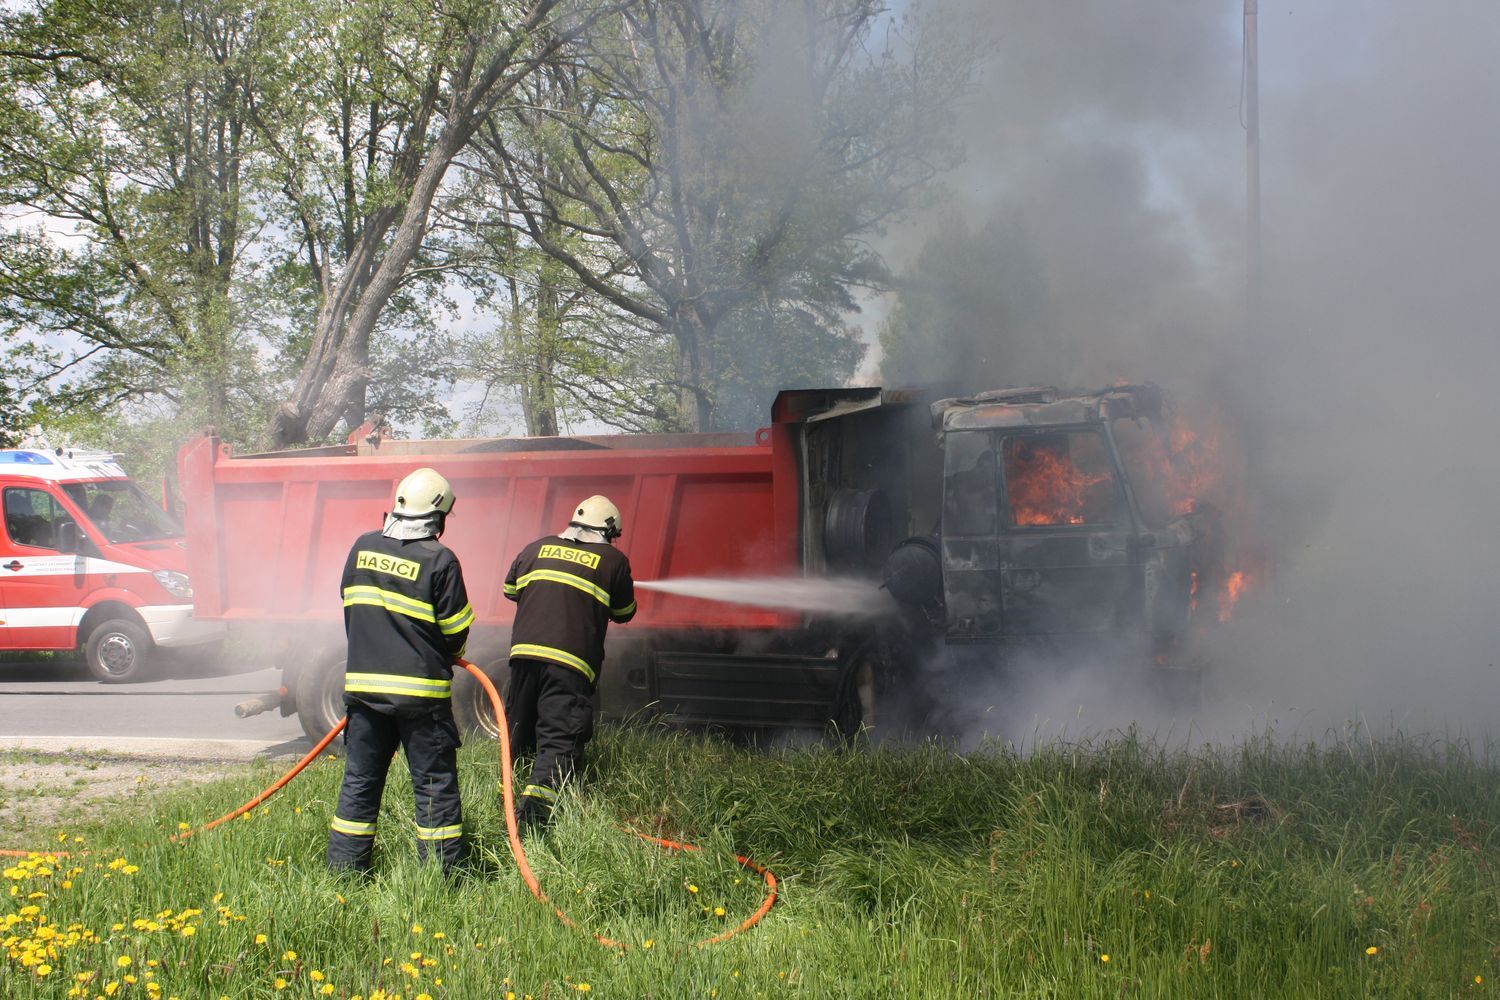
[870,1,1500,744]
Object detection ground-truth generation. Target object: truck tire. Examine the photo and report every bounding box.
[84,618,154,684]
[453,658,511,740]
[294,654,347,744]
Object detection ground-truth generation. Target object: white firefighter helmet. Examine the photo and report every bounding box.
[393,467,456,517]
[571,494,622,540]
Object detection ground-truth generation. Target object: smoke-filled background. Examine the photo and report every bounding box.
[874,1,1500,743]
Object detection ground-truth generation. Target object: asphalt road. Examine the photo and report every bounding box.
[0,656,309,758]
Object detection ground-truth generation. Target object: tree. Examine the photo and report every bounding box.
[0,0,268,435]
[260,0,617,447]
[479,0,967,431]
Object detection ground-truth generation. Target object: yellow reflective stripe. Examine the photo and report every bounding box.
[331,816,376,837]
[416,824,463,841]
[437,603,474,635]
[503,582,519,597]
[509,643,595,682]
[514,568,611,606]
[611,599,636,617]
[520,784,558,803]
[345,672,451,699]
[342,585,437,623]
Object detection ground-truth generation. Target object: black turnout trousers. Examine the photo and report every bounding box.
[505,657,595,819]
[326,703,465,872]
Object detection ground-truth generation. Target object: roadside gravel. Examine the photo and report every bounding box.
[0,749,263,837]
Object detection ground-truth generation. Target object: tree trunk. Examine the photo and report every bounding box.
[671,307,715,431]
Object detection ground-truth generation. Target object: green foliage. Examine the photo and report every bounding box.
[4,728,1498,998]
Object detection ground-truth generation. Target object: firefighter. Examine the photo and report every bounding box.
[503,495,635,829]
[326,468,475,875]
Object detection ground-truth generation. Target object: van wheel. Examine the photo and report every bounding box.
[85,619,154,684]
[294,654,347,743]
[453,659,511,740]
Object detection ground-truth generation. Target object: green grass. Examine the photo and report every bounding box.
[4,726,1499,999]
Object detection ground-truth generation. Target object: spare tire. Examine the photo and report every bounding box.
[824,489,893,572]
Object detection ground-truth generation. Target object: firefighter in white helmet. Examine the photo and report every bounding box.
[503,494,635,830]
[327,468,474,875]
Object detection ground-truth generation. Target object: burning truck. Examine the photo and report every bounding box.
[178,383,1244,741]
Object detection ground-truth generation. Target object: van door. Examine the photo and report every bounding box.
[0,484,87,650]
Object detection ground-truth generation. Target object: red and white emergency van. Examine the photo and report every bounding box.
[0,447,224,682]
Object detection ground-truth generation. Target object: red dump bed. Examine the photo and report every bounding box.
[177,427,803,634]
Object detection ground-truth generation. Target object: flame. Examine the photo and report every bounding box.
[1217,571,1248,622]
[1003,436,1114,526]
[1111,393,1267,624]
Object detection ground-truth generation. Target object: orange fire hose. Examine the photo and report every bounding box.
[4,659,778,951]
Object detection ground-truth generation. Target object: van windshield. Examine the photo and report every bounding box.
[61,480,182,543]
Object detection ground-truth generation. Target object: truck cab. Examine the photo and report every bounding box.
[930,386,1199,657]
[0,448,225,682]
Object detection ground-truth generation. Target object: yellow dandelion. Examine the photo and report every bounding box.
[411,923,424,934]
[432,931,446,940]
[283,949,297,961]
[642,939,654,950]
[125,975,138,984]
[1366,946,1378,956]
[117,956,132,968]
[1476,976,1484,985]
[36,963,53,976]
[177,823,190,831]
[577,985,591,993]
[1100,954,1110,963]
[321,987,335,996]
[274,977,288,990]
[181,925,196,937]
[687,884,699,894]
[310,970,325,982]
[255,934,267,945]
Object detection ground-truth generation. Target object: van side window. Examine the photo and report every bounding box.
[3,487,75,550]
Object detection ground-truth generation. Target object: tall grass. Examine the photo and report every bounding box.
[4,726,1498,998]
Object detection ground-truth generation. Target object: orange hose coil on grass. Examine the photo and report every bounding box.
[4,659,778,951]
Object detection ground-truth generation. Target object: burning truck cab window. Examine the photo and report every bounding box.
[1000,431,1119,527]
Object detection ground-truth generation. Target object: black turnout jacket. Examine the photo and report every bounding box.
[503,535,635,684]
[340,530,473,714]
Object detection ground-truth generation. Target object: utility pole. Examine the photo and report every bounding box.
[1245,0,1262,338]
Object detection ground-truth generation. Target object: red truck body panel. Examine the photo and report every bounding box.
[177,428,804,635]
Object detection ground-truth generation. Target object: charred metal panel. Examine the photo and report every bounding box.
[996,532,1136,636]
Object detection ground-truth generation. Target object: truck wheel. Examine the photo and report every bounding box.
[453,659,511,740]
[84,618,154,684]
[830,652,878,742]
[294,654,347,743]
